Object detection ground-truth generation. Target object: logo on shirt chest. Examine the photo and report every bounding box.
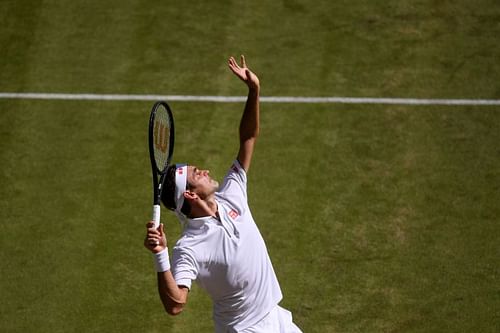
[228,209,239,220]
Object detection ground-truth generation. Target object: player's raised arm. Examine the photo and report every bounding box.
[228,55,260,172]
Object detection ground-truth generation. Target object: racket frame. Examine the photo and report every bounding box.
[148,101,175,228]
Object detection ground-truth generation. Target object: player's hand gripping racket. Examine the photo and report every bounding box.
[148,101,175,230]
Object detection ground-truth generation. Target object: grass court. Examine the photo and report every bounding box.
[1,1,499,332]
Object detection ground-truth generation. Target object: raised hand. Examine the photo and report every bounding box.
[228,55,260,91]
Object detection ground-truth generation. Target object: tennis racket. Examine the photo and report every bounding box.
[148,101,175,229]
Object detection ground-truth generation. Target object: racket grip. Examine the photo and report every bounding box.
[152,204,161,229]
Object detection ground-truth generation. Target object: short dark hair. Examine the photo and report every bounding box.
[160,164,191,216]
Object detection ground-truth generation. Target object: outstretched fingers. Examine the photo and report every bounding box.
[228,55,259,90]
[228,55,246,69]
[228,56,246,80]
[228,57,240,72]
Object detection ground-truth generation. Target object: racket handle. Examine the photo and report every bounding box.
[152,204,161,229]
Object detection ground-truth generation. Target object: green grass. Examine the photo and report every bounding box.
[1,1,500,332]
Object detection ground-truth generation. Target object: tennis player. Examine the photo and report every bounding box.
[144,55,302,332]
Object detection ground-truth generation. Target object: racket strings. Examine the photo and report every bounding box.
[153,107,171,172]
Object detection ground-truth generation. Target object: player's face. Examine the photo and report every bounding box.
[186,166,219,198]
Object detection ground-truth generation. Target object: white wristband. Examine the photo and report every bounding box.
[153,248,171,272]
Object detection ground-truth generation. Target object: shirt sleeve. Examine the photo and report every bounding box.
[220,159,248,199]
[216,160,249,217]
[231,159,248,188]
[171,245,198,290]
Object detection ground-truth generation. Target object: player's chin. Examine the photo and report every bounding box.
[211,180,219,190]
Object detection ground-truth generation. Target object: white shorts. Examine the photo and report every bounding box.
[240,305,302,333]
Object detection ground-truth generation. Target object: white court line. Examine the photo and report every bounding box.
[0,92,500,105]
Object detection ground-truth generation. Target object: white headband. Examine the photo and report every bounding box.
[174,164,188,214]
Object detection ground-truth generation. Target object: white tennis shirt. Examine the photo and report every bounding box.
[172,160,283,331]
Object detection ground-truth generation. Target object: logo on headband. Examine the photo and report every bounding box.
[177,168,184,175]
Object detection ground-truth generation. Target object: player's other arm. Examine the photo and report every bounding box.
[228,55,260,172]
[157,271,189,315]
[144,222,189,315]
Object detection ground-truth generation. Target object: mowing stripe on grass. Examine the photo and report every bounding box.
[1,92,500,105]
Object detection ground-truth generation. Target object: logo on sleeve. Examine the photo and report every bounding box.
[231,164,239,173]
[228,209,239,220]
